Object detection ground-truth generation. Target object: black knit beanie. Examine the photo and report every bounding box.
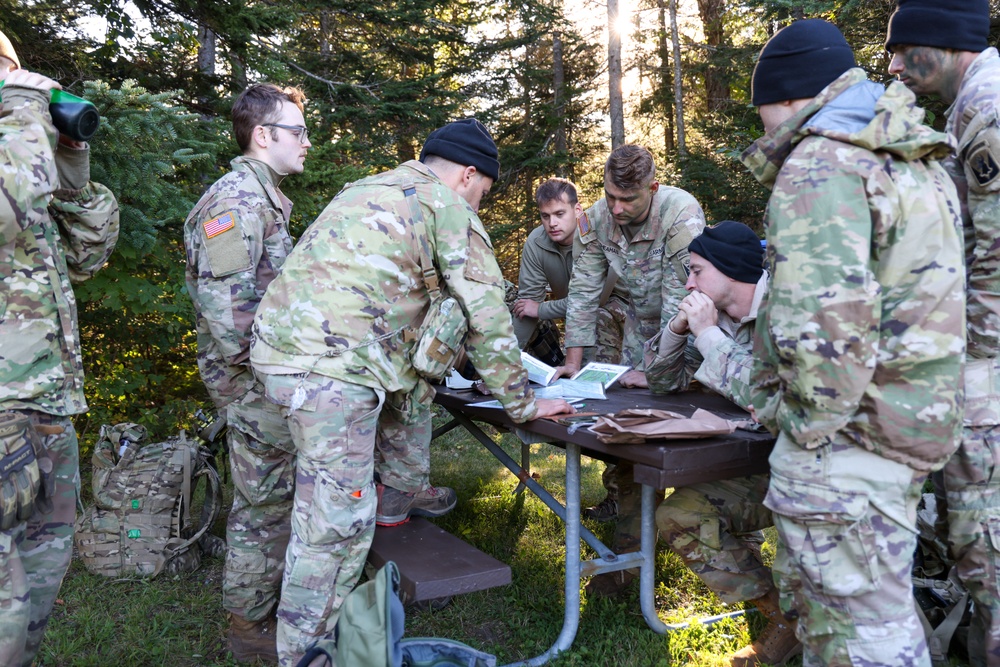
[751,19,857,106]
[688,221,764,285]
[886,0,989,53]
[419,118,500,181]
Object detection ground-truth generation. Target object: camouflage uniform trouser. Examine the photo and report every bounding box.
[224,386,295,622]
[656,474,773,604]
[260,372,431,666]
[766,431,929,667]
[0,412,78,667]
[939,424,1000,666]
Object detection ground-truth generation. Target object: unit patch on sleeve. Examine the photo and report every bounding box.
[968,140,1000,188]
[202,209,252,277]
[577,211,592,237]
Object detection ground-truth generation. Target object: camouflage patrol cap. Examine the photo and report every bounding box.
[0,31,20,69]
[419,118,500,181]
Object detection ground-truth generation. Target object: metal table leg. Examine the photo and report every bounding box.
[639,483,667,634]
[501,442,583,666]
[440,410,648,665]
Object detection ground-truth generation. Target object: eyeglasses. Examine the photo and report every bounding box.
[262,123,309,145]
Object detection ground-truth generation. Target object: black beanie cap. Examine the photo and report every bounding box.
[688,221,764,285]
[751,19,857,106]
[886,0,989,53]
[419,118,500,182]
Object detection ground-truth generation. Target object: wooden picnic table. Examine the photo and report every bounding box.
[431,383,775,667]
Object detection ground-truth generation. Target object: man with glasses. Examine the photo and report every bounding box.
[184,82,311,664]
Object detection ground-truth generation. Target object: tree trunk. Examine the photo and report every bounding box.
[608,0,625,149]
[553,28,567,176]
[670,0,686,155]
[320,11,331,57]
[197,25,215,77]
[657,0,675,155]
[696,0,728,112]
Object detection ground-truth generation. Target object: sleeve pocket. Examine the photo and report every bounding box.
[462,226,502,287]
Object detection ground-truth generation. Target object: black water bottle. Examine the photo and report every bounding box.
[0,82,101,142]
[48,89,101,142]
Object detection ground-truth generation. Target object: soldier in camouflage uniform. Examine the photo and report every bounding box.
[644,221,799,666]
[559,145,705,595]
[887,2,1000,663]
[249,118,573,666]
[742,19,966,667]
[184,83,311,663]
[0,33,120,667]
[510,178,581,365]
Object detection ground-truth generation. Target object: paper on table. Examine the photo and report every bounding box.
[445,369,476,389]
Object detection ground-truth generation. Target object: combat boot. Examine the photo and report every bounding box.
[229,613,278,664]
[582,494,619,522]
[376,484,457,526]
[730,588,802,667]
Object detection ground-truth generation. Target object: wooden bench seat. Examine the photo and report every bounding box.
[367,518,511,603]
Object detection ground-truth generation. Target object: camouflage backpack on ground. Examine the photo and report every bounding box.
[74,423,222,578]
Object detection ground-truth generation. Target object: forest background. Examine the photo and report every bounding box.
[5,0,998,442]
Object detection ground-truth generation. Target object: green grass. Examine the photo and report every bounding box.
[41,410,787,666]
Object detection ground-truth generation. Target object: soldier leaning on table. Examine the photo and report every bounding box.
[886,1,1000,663]
[557,144,706,597]
[511,177,628,522]
[643,220,799,667]
[249,118,574,667]
[184,82,311,663]
[743,19,966,667]
[510,178,583,366]
[0,31,120,667]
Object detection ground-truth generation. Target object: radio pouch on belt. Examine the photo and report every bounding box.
[403,182,469,382]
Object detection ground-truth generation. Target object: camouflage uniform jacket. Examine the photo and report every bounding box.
[184,156,293,409]
[643,272,767,410]
[512,225,575,346]
[564,187,705,366]
[251,160,537,422]
[0,84,120,416]
[740,68,966,472]
[944,47,1000,425]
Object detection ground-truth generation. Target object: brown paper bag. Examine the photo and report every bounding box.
[590,407,740,444]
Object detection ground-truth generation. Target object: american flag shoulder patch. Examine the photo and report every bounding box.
[577,211,591,236]
[204,211,237,239]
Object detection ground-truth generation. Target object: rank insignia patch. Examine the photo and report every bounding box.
[969,142,1000,187]
[204,211,237,239]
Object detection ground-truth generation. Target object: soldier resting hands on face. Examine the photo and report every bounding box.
[642,221,795,666]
